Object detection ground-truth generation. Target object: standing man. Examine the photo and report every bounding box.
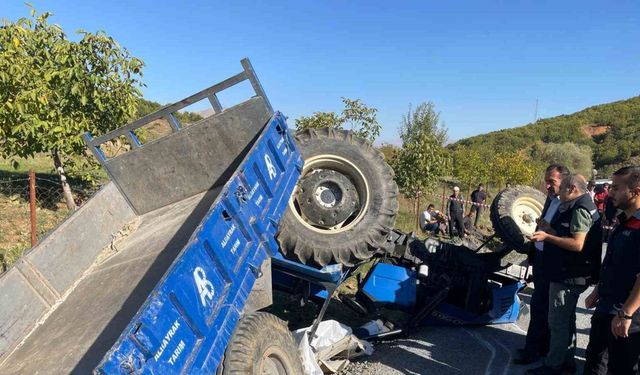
[515,164,570,365]
[584,166,640,375]
[470,183,487,227]
[448,186,465,239]
[528,174,601,375]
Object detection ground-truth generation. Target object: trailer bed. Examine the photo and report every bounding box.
[0,189,219,374]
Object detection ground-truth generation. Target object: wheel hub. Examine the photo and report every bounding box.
[511,197,543,236]
[315,183,342,208]
[296,169,360,228]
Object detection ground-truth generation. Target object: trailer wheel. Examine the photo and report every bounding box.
[490,186,546,254]
[277,127,399,266]
[220,312,303,375]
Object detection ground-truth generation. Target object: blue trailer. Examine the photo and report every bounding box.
[0,58,326,374]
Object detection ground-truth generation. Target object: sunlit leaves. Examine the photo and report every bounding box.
[295,98,381,143]
[0,6,144,169]
[391,102,451,198]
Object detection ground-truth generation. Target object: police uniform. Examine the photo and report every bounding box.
[584,209,640,375]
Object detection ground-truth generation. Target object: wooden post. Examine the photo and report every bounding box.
[441,181,447,213]
[29,169,37,246]
[415,191,421,231]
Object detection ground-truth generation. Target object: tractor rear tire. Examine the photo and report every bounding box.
[490,186,546,254]
[220,312,303,375]
[277,128,399,266]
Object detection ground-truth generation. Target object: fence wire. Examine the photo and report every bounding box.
[0,176,98,271]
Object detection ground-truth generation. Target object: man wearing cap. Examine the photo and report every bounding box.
[448,186,465,239]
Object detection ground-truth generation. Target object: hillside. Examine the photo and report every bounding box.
[451,96,640,173]
[136,98,203,124]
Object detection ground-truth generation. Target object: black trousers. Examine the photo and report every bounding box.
[584,312,610,375]
[470,204,482,226]
[524,251,551,356]
[449,214,465,238]
[584,311,640,375]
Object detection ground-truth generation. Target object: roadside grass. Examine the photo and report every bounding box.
[0,155,54,176]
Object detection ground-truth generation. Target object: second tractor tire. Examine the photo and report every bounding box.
[277,128,399,266]
[490,185,546,254]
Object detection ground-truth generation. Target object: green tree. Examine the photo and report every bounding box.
[529,142,593,179]
[489,151,538,188]
[295,97,381,142]
[392,102,451,198]
[399,102,448,145]
[452,146,488,197]
[136,98,202,124]
[377,142,399,162]
[0,8,144,209]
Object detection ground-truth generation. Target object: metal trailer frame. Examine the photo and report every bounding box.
[94,113,303,373]
[83,58,271,162]
[82,58,273,215]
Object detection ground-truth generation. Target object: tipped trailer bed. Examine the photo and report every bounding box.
[0,59,304,374]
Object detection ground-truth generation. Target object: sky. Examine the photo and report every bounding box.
[3,1,640,144]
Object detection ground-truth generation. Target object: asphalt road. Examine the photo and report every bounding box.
[340,287,596,375]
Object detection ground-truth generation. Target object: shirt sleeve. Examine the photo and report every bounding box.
[570,207,593,234]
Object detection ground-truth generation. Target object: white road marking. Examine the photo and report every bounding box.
[463,328,496,375]
[489,334,513,375]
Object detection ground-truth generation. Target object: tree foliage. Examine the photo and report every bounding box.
[528,142,593,179]
[452,146,488,195]
[377,143,399,162]
[489,151,538,187]
[136,98,202,125]
[391,102,451,197]
[0,7,144,208]
[399,102,448,145]
[295,97,381,142]
[0,8,144,161]
[451,147,537,194]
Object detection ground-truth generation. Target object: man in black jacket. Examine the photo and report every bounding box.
[584,166,640,375]
[448,186,465,238]
[515,164,570,365]
[528,174,601,375]
[470,183,487,227]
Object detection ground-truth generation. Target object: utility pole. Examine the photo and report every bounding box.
[534,99,539,122]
